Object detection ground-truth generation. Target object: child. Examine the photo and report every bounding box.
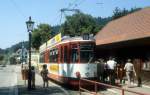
[40,65,49,87]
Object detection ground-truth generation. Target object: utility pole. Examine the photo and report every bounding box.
[21,41,25,68]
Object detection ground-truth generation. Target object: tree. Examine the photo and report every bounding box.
[32,24,52,49]
[0,55,4,61]
[112,7,122,20]
[60,12,100,36]
[112,7,141,20]
[9,56,16,64]
[94,16,112,31]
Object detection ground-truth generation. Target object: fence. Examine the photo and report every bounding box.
[79,78,150,95]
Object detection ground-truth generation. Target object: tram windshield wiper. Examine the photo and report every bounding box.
[88,57,93,64]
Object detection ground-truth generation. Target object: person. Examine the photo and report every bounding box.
[96,59,105,82]
[106,57,117,85]
[116,63,125,84]
[124,59,136,87]
[31,66,35,89]
[40,64,49,88]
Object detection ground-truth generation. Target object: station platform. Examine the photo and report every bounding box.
[79,79,150,95]
[99,83,150,95]
[16,66,70,95]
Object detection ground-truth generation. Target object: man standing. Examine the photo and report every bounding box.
[124,59,136,87]
[107,57,117,85]
[96,59,105,82]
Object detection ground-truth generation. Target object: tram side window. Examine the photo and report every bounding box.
[54,49,58,63]
[80,50,93,63]
[49,49,58,63]
[40,53,44,63]
[71,48,78,63]
[64,46,67,63]
[61,47,63,63]
[49,50,53,62]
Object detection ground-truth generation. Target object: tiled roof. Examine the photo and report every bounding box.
[95,7,150,46]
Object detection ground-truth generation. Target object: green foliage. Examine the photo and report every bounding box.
[0,55,4,61]
[52,25,60,36]
[5,41,29,54]
[94,16,112,31]
[32,24,52,49]
[112,7,141,20]
[9,56,16,64]
[60,12,100,36]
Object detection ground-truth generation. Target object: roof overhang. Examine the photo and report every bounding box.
[95,7,150,48]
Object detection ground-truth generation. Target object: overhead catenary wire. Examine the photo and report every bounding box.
[67,0,79,9]
[72,0,86,9]
[51,0,85,25]
[9,0,26,18]
[50,0,78,25]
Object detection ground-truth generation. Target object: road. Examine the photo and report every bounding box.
[0,65,17,95]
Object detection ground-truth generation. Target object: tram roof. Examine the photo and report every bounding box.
[48,36,94,48]
[95,7,150,47]
[39,36,95,52]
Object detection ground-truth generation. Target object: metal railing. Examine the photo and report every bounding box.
[79,78,150,95]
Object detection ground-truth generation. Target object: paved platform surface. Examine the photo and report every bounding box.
[16,69,69,95]
[97,82,150,95]
[15,65,150,95]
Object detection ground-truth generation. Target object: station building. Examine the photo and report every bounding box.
[95,7,150,85]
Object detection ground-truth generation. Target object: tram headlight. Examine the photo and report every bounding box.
[76,71,81,78]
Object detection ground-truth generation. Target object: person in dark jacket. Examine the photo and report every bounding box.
[31,66,35,89]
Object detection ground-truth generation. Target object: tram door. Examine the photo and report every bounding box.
[71,44,79,64]
[60,44,69,83]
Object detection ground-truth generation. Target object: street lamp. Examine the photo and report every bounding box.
[26,16,34,90]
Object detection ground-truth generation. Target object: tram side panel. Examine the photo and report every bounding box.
[59,63,97,86]
[39,38,97,86]
[46,63,97,86]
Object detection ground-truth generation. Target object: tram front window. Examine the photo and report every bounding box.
[80,44,94,63]
[72,49,78,63]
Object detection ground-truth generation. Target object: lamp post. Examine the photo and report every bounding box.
[26,16,34,90]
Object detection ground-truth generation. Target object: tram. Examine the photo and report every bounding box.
[39,33,97,86]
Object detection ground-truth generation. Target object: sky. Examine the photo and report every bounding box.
[0,0,150,49]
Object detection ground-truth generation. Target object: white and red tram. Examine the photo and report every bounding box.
[39,33,97,86]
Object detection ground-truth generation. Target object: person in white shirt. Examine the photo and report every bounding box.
[106,57,117,85]
[124,59,136,87]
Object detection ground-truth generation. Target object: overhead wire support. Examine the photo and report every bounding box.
[72,0,86,9]
[60,8,80,23]
[67,0,78,9]
[60,8,80,13]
